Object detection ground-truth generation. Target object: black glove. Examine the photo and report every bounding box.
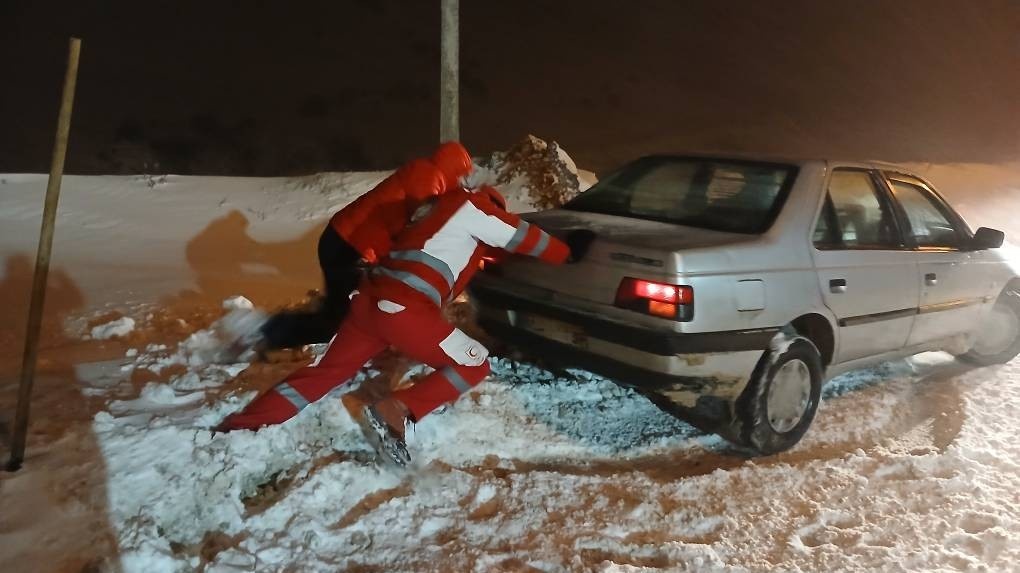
[565,229,596,263]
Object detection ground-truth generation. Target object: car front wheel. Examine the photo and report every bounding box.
[960,289,1020,366]
[736,334,823,455]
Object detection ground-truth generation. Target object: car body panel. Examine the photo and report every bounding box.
[470,154,1018,419]
[811,248,920,363]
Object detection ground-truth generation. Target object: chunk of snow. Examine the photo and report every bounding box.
[90,317,135,340]
[222,295,254,310]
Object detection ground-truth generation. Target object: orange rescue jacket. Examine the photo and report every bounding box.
[329,159,445,260]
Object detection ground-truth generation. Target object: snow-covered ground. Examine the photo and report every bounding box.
[1,161,1019,572]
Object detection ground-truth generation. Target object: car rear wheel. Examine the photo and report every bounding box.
[960,289,1020,366]
[736,335,823,455]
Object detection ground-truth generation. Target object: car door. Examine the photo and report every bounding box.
[882,173,989,346]
[811,168,920,363]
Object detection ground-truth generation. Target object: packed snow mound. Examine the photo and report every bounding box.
[469,135,596,212]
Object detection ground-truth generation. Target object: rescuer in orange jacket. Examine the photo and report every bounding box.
[256,142,474,350]
[218,186,596,465]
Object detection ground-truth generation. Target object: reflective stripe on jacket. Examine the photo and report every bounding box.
[364,187,569,308]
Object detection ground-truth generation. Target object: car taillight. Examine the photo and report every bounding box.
[615,278,693,321]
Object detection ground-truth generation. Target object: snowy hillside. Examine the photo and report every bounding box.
[1,160,1019,572]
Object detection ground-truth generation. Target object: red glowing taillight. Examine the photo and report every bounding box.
[615,278,693,320]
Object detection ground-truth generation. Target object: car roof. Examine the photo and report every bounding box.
[643,151,917,174]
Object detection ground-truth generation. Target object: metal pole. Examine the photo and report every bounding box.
[6,38,81,472]
[440,0,459,142]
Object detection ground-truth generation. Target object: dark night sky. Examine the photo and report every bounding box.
[1,0,1017,175]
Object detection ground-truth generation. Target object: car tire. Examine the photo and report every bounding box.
[959,289,1020,366]
[736,334,823,456]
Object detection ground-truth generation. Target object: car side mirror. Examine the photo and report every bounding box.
[971,227,1005,250]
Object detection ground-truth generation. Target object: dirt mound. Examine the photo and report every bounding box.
[475,135,594,211]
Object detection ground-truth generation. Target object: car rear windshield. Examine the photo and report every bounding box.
[564,156,798,234]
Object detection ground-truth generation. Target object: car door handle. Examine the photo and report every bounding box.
[925,273,938,286]
[829,278,847,294]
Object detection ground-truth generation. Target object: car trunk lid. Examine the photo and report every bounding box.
[495,209,755,305]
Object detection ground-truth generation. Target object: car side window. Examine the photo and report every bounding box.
[887,178,962,249]
[812,195,838,246]
[814,170,902,250]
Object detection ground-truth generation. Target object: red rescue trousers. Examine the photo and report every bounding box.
[220,293,491,431]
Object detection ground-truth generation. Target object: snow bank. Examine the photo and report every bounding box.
[0,141,592,311]
[0,172,388,309]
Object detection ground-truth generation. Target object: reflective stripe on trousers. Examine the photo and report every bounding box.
[374,267,444,306]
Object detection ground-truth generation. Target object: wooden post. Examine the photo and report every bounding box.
[440,0,459,142]
[6,38,81,472]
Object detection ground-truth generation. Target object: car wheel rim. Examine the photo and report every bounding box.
[971,303,1020,357]
[767,359,812,434]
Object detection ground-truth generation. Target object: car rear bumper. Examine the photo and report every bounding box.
[471,283,776,390]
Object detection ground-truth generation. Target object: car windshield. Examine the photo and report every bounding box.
[564,156,798,234]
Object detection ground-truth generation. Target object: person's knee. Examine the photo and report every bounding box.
[438,329,489,367]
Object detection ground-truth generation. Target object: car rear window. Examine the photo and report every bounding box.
[564,156,798,234]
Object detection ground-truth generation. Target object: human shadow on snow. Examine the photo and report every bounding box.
[180,209,322,308]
